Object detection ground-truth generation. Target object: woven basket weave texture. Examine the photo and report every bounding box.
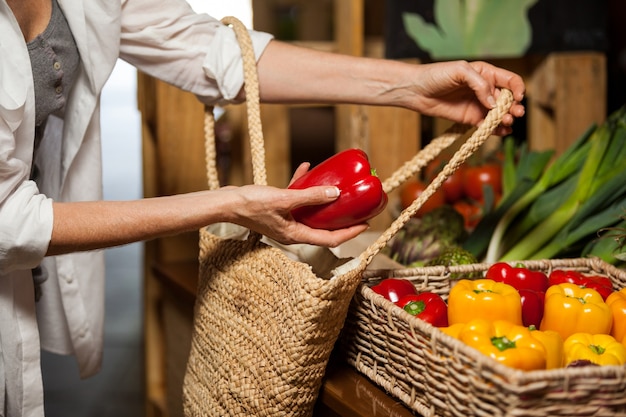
[342,258,626,417]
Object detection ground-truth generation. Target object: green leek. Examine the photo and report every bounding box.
[484,125,595,262]
[500,114,624,261]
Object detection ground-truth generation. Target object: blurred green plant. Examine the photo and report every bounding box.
[402,0,538,59]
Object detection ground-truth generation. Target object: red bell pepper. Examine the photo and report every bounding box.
[548,269,614,301]
[485,262,549,293]
[288,148,388,230]
[518,289,545,328]
[371,278,417,303]
[396,292,448,327]
[485,262,549,327]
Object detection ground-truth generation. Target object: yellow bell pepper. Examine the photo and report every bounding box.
[439,323,465,339]
[458,319,546,371]
[540,283,612,340]
[529,327,564,369]
[563,333,626,366]
[606,288,626,345]
[447,279,522,326]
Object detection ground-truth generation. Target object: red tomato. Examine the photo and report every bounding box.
[462,163,502,202]
[441,164,467,203]
[400,180,446,216]
[453,199,483,230]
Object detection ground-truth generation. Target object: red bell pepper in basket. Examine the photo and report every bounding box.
[485,262,549,293]
[288,148,388,230]
[371,278,417,303]
[485,262,549,327]
[396,292,449,327]
[517,289,545,328]
[548,269,614,301]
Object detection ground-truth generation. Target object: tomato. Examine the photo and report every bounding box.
[400,179,446,216]
[462,163,502,202]
[453,199,483,230]
[441,164,467,203]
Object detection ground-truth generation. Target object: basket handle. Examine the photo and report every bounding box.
[205,16,267,190]
[381,122,470,195]
[359,89,515,270]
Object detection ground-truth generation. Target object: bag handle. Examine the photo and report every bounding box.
[381,122,470,194]
[358,89,514,270]
[205,16,267,190]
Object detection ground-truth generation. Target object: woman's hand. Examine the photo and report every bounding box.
[223,181,368,247]
[396,60,526,136]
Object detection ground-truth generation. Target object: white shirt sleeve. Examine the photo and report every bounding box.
[0,181,53,274]
[119,0,273,105]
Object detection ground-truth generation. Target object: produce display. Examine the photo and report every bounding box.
[371,260,626,371]
[289,148,387,230]
[392,106,626,266]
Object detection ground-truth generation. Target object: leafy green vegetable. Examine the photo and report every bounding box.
[489,106,626,263]
[483,123,597,262]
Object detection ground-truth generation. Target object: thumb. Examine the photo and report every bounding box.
[293,186,341,208]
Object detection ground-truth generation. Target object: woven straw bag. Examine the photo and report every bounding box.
[182,16,514,417]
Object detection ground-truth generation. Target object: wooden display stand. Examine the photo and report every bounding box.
[138,1,606,416]
[527,52,607,154]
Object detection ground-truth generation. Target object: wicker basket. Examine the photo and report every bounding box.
[340,257,626,417]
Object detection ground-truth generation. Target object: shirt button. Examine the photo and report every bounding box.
[53,61,61,70]
[55,86,63,94]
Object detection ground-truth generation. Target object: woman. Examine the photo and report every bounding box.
[1,0,525,415]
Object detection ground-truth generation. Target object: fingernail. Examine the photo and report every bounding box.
[325,186,341,198]
[487,95,496,108]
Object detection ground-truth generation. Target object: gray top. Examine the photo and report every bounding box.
[26,0,80,296]
[28,0,80,171]
[28,0,80,126]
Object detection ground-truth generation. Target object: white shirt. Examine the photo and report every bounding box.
[0,1,273,415]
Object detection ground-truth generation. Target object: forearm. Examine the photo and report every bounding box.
[46,183,356,256]
[47,191,235,256]
[253,41,526,130]
[255,40,416,108]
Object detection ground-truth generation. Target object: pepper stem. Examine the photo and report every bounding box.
[403,300,426,316]
[589,344,606,355]
[491,336,516,351]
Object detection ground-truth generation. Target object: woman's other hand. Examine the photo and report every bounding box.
[398,60,525,136]
[224,182,368,247]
